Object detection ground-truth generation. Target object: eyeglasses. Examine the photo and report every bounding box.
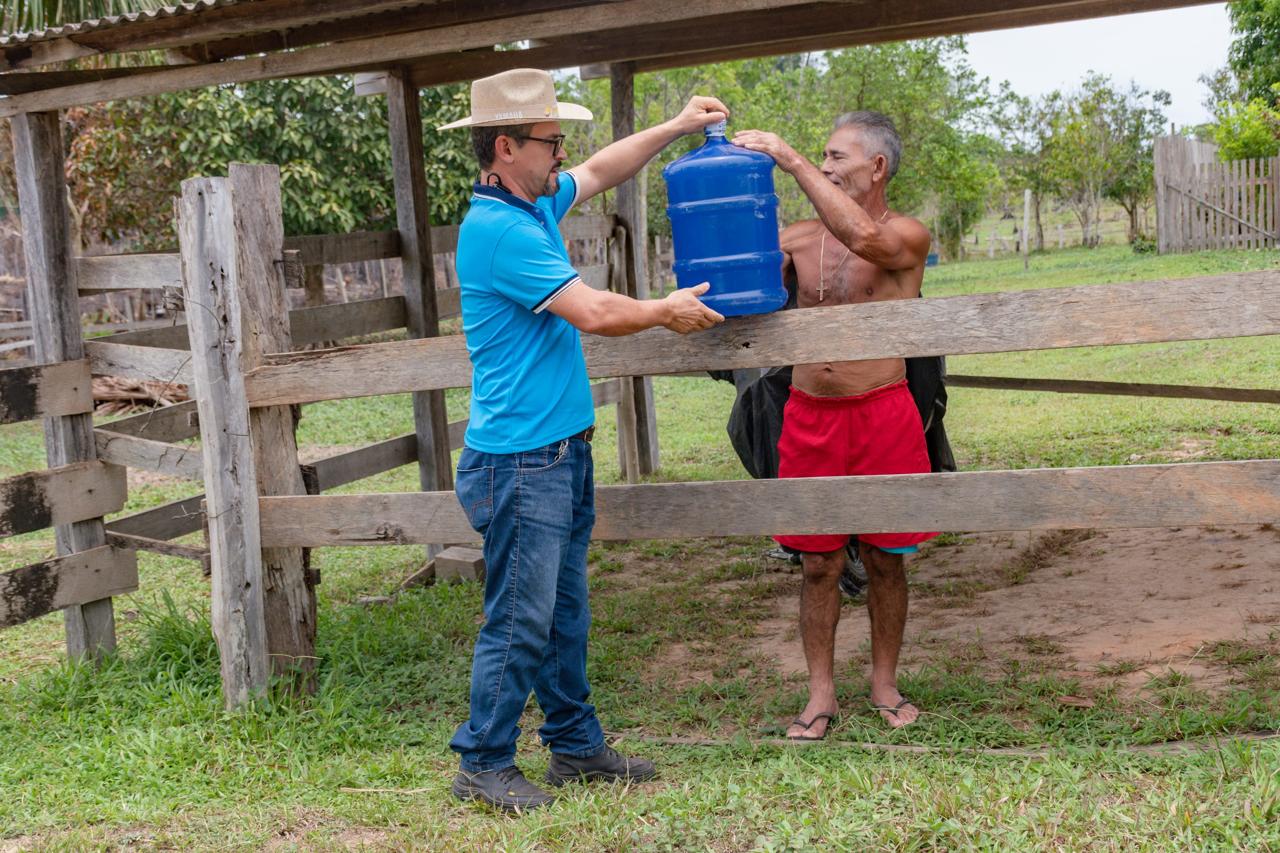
[517,133,567,157]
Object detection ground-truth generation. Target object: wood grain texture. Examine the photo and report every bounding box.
[11,110,116,658]
[178,173,270,708]
[257,459,1280,547]
[0,546,137,629]
[228,163,316,685]
[387,70,453,498]
[946,374,1280,404]
[104,494,204,541]
[98,400,200,443]
[245,271,1280,407]
[76,252,180,292]
[0,461,126,537]
[85,340,193,386]
[93,429,202,480]
[0,359,92,424]
[106,531,210,565]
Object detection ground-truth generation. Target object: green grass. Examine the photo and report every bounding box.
[2,245,1280,849]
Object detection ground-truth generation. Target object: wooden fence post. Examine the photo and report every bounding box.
[178,165,316,706]
[610,62,661,476]
[386,69,453,547]
[11,110,116,661]
[178,174,270,708]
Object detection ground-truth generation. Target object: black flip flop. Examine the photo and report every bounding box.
[787,710,839,741]
[869,697,916,724]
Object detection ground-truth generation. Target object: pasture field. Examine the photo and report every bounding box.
[1,244,1278,850]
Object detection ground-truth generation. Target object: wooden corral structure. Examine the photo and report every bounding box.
[1,0,1278,707]
[1153,134,1279,254]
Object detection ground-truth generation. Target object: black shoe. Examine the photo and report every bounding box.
[545,746,657,786]
[451,765,555,812]
[839,543,868,599]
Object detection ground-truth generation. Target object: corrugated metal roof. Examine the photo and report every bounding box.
[0,0,244,47]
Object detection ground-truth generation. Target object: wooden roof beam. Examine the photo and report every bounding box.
[402,0,1213,89]
[0,0,817,116]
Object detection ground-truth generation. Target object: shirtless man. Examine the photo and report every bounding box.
[733,111,937,736]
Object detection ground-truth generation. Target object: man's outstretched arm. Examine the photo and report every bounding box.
[571,96,729,206]
[732,130,930,272]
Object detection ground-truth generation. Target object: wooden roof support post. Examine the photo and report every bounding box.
[610,62,660,476]
[10,110,116,661]
[386,70,453,521]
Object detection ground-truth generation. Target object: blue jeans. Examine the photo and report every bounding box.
[449,436,606,772]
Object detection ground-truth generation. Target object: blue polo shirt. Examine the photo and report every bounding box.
[456,171,595,454]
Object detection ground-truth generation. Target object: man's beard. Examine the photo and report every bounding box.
[541,170,559,197]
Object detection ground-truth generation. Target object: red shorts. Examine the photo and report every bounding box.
[774,380,938,554]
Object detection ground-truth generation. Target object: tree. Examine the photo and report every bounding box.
[1041,74,1166,247]
[62,77,473,250]
[994,86,1065,251]
[1226,0,1280,108]
[1102,83,1170,242]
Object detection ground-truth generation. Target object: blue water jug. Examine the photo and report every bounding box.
[662,121,787,316]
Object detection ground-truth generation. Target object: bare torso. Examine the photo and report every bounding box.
[782,218,925,396]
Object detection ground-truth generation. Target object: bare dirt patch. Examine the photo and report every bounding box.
[605,526,1280,704]
[745,524,1280,697]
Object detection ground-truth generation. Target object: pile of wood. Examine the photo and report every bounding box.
[92,376,189,415]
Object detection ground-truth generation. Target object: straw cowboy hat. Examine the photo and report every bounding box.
[438,68,593,130]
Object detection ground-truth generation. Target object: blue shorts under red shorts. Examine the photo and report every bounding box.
[773,380,938,555]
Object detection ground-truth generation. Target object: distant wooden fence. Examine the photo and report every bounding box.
[1154,135,1279,254]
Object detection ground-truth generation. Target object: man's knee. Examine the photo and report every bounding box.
[859,544,905,579]
[800,549,845,583]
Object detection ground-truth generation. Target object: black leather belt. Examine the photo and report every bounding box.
[567,426,595,442]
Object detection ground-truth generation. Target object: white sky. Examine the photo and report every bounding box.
[964,3,1233,129]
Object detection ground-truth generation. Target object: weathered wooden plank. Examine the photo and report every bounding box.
[93,429,203,481]
[11,110,116,658]
[312,434,417,493]
[94,295,408,351]
[308,378,620,490]
[289,296,407,346]
[0,359,92,424]
[560,215,618,243]
[229,164,317,686]
[0,461,126,538]
[98,400,200,443]
[75,253,180,292]
[104,494,204,542]
[178,173,271,708]
[387,69,453,504]
[0,546,138,630]
[0,0,819,116]
[244,271,1280,407]
[85,339,193,386]
[282,230,400,266]
[105,531,210,568]
[947,374,1280,404]
[257,459,1280,547]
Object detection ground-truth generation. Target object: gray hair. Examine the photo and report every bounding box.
[832,111,902,182]
[470,124,529,169]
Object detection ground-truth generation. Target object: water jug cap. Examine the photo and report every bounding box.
[704,120,727,138]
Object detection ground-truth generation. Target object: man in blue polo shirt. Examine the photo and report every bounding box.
[440,68,727,812]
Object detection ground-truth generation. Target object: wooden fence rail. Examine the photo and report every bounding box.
[244,271,1280,407]
[257,459,1280,547]
[946,374,1280,405]
[0,359,92,424]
